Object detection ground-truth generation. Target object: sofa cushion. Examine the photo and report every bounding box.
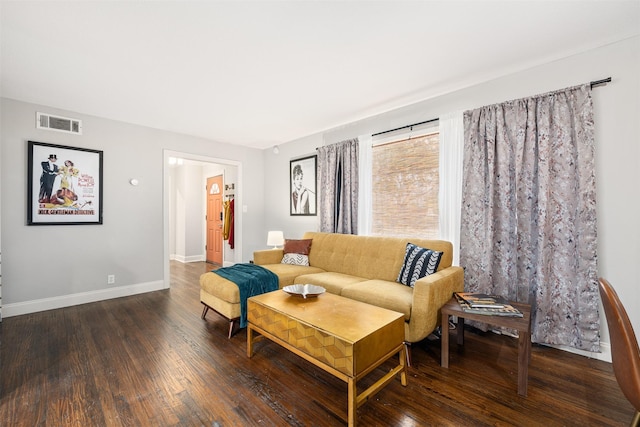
[259,263,325,288]
[281,253,309,266]
[283,239,313,255]
[397,243,443,287]
[294,272,367,295]
[302,232,454,281]
[341,280,413,321]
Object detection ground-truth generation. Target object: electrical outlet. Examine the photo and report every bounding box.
[107,274,115,285]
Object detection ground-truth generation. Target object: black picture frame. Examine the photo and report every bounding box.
[290,155,317,216]
[27,140,103,225]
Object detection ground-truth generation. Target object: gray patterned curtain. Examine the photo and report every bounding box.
[460,84,599,351]
[317,138,359,234]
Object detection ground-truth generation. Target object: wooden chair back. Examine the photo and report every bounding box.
[598,278,640,426]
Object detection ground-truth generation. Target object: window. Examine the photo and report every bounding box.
[371,132,439,238]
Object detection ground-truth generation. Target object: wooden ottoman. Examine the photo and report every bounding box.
[199,272,242,338]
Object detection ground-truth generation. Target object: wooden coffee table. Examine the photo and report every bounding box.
[440,296,532,396]
[247,290,407,427]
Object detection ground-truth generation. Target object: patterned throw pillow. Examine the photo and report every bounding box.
[281,253,310,266]
[397,243,443,287]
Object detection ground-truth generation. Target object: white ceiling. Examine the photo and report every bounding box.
[2,1,639,149]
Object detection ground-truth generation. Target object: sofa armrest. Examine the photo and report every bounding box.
[406,265,464,342]
[254,249,284,265]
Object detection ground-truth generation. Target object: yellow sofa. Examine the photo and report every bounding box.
[252,231,464,362]
[200,231,463,361]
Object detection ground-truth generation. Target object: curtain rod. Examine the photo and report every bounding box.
[591,77,611,89]
[325,77,610,144]
[371,117,439,137]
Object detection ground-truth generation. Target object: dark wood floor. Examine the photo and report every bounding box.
[0,261,635,426]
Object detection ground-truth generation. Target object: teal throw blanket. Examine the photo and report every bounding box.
[212,263,279,328]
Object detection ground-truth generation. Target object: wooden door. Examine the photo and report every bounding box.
[206,175,223,265]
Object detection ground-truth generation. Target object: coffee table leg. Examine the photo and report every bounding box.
[441,312,450,368]
[399,346,408,386]
[247,325,254,358]
[348,377,356,427]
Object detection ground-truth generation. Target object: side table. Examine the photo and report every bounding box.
[440,296,532,396]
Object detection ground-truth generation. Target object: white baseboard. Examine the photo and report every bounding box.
[172,254,205,263]
[2,280,166,318]
[481,321,613,364]
[546,342,612,363]
[3,282,614,365]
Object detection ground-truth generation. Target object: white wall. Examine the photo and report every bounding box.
[264,36,640,359]
[171,163,205,262]
[263,141,322,240]
[0,98,265,315]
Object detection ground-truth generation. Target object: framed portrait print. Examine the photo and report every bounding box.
[290,155,317,216]
[27,140,103,225]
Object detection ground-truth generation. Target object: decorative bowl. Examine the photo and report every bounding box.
[282,284,326,299]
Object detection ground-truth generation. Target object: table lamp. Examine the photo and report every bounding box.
[267,231,284,249]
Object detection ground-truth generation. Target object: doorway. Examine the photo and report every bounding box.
[163,150,242,288]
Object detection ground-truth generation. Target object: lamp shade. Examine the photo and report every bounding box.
[267,231,284,248]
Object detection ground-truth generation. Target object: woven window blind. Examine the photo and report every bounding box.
[372,133,439,238]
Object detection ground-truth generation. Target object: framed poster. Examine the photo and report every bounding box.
[290,154,317,216]
[27,140,103,225]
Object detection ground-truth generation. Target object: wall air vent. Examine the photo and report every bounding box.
[36,112,82,135]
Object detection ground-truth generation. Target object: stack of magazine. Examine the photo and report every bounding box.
[454,292,523,317]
